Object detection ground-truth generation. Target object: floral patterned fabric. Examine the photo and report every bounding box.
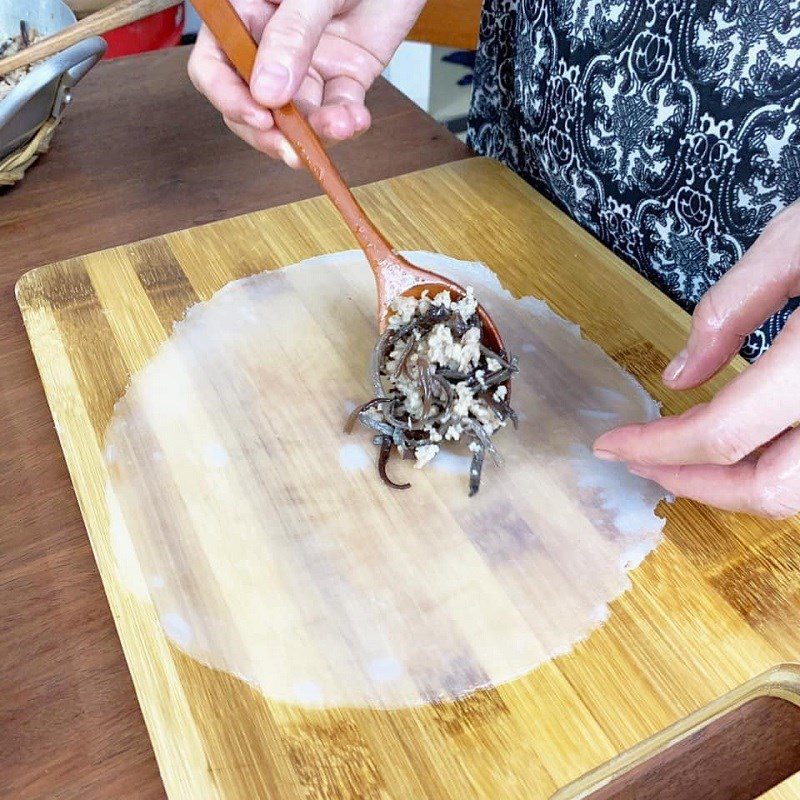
[468,0,800,359]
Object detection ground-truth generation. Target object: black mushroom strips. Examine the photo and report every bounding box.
[345,288,519,496]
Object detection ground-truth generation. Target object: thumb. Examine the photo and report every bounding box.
[251,0,334,107]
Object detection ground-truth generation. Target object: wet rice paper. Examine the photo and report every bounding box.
[105,251,667,709]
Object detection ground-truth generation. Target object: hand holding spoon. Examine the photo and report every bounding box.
[190,0,506,352]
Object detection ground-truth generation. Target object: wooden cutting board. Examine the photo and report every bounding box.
[16,158,800,799]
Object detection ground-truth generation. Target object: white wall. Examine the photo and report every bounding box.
[184,1,201,34]
[383,42,433,111]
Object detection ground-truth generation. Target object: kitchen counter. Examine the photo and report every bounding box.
[0,45,470,799]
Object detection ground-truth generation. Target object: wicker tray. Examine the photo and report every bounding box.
[0,0,105,187]
[0,114,61,186]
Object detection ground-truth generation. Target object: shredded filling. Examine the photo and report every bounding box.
[345,287,519,495]
[0,22,41,102]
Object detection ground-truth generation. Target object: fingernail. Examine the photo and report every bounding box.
[663,349,688,383]
[253,63,290,104]
[279,140,300,169]
[593,449,620,461]
[627,464,654,478]
[244,109,272,130]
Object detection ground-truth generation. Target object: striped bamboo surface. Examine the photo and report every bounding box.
[16,158,800,798]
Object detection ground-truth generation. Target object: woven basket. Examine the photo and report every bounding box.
[0,114,62,187]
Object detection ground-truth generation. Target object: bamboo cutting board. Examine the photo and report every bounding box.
[16,158,800,799]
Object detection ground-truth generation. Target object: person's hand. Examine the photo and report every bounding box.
[593,199,800,518]
[188,0,425,167]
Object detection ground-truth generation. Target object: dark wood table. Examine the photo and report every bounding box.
[0,46,469,800]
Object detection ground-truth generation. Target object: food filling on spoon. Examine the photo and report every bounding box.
[345,287,519,496]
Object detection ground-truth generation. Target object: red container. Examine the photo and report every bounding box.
[102,3,185,59]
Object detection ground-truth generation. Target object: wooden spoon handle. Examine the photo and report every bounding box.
[191,0,396,270]
[0,0,176,77]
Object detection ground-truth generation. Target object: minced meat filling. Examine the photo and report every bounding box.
[345,287,519,496]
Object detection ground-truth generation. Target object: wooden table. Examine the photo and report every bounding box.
[0,46,469,800]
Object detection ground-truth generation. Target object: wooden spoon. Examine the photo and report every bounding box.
[191,0,505,348]
[0,0,177,77]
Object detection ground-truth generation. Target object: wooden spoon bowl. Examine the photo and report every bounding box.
[190,0,506,356]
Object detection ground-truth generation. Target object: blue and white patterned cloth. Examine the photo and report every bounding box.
[468,0,800,359]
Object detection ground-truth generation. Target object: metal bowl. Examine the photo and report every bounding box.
[0,0,106,161]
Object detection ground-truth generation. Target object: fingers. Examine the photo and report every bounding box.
[223,68,326,168]
[309,100,370,142]
[593,404,713,466]
[311,27,386,85]
[221,68,355,167]
[628,460,759,514]
[628,423,800,518]
[188,25,273,130]
[308,29,382,141]
[307,75,371,140]
[224,118,302,167]
[594,307,800,466]
[664,200,800,390]
[291,70,325,116]
[191,0,376,160]
[251,0,339,108]
[595,200,800,472]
